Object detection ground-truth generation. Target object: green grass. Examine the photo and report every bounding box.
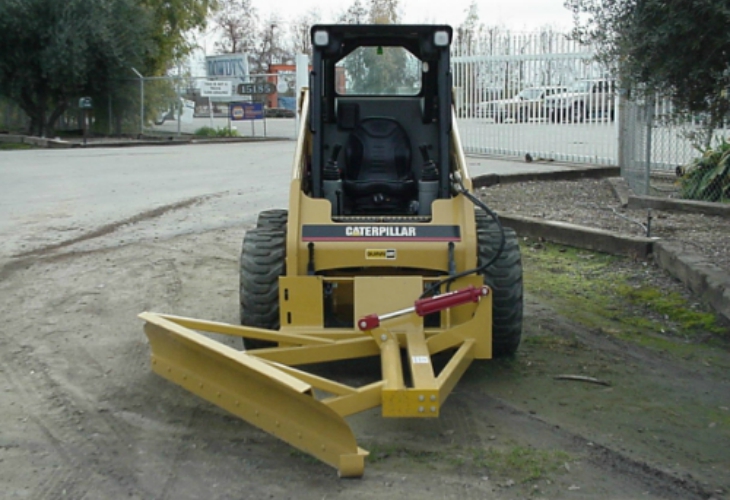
[471,445,571,483]
[0,142,34,150]
[364,442,443,464]
[523,240,727,347]
[356,440,572,483]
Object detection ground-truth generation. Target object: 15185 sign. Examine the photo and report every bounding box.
[237,82,276,95]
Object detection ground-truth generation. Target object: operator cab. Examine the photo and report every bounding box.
[308,25,454,219]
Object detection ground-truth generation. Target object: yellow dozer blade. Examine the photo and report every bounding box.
[141,312,367,477]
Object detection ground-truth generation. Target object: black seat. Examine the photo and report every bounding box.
[343,117,415,214]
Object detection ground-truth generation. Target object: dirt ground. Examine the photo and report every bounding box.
[1,191,729,499]
[479,177,730,273]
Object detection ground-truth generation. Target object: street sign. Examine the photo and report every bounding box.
[237,82,276,95]
[79,97,93,109]
[201,80,233,98]
[229,102,264,121]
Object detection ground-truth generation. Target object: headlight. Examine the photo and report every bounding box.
[313,30,329,46]
[434,31,449,47]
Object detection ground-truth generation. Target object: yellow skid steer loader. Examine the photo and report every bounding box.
[141,24,523,477]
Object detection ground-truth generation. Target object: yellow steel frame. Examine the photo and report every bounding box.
[141,274,491,477]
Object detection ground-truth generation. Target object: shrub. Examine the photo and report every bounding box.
[193,126,239,138]
[680,137,730,202]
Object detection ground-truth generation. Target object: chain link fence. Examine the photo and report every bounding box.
[128,73,298,139]
[621,95,730,203]
[0,71,299,139]
[0,97,30,133]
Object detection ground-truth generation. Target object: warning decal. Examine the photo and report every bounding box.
[366,249,397,260]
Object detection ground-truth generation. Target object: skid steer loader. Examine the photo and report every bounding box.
[141,24,523,477]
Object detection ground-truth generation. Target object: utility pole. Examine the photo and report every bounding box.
[268,23,277,72]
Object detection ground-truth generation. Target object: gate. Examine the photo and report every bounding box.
[452,31,618,165]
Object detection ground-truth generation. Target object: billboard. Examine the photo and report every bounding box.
[206,54,250,80]
[229,102,264,121]
[205,54,250,102]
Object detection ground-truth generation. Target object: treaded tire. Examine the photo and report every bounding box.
[256,209,288,230]
[476,216,523,357]
[239,227,286,349]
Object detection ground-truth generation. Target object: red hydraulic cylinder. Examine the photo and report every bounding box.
[357,286,489,331]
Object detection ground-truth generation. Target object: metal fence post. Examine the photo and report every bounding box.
[644,95,655,196]
[131,67,144,135]
[618,85,628,178]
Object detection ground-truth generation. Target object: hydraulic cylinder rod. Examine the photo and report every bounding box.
[357,286,489,331]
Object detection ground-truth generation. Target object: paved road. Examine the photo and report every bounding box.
[0,142,295,258]
[0,140,590,260]
[152,116,621,166]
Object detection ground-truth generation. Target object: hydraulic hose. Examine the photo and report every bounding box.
[420,174,506,299]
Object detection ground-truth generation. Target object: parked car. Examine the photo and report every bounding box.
[265,107,295,118]
[477,86,567,122]
[153,108,175,125]
[543,79,616,123]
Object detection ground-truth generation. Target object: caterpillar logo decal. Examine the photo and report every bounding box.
[301,225,461,242]
[347,226,416,237]
[366,249,396,260]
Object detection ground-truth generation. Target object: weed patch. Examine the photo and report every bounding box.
[471,445,571,483]
[522,240,727,349]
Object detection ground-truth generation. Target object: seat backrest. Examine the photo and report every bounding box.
[345,117,412,183]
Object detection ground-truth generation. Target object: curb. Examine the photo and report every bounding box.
[653,241,730,323]
[498,212,730,324]
[472,166,620,188]
[607,177,631,207]
[499,213,654,259]
[628,195,730,217]
[0,134,289,149]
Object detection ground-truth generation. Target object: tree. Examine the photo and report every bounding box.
[0,0,214,136]
[369,0,400,24]
[214,0,258,54]
[456,1,481,51]
[0,0,146,136]
[566,0,730,137]
[337,0,369,24]
[289,8,321,58]
[249,13,285,73]
[140,0,217,74]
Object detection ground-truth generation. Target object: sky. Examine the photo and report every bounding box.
[191,0,575,74]
[257,0,575,31]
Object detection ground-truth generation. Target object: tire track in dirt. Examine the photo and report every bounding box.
[0,193,225,284]
[1,335,155,499]
[156,408,200,500]
[457,389,714,500]
[13,193,222,259]
[2,352,95,500]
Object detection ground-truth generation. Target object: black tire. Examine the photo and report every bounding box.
[476,217,523,357]
[239,228,286,349]
[256,209,288,230]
